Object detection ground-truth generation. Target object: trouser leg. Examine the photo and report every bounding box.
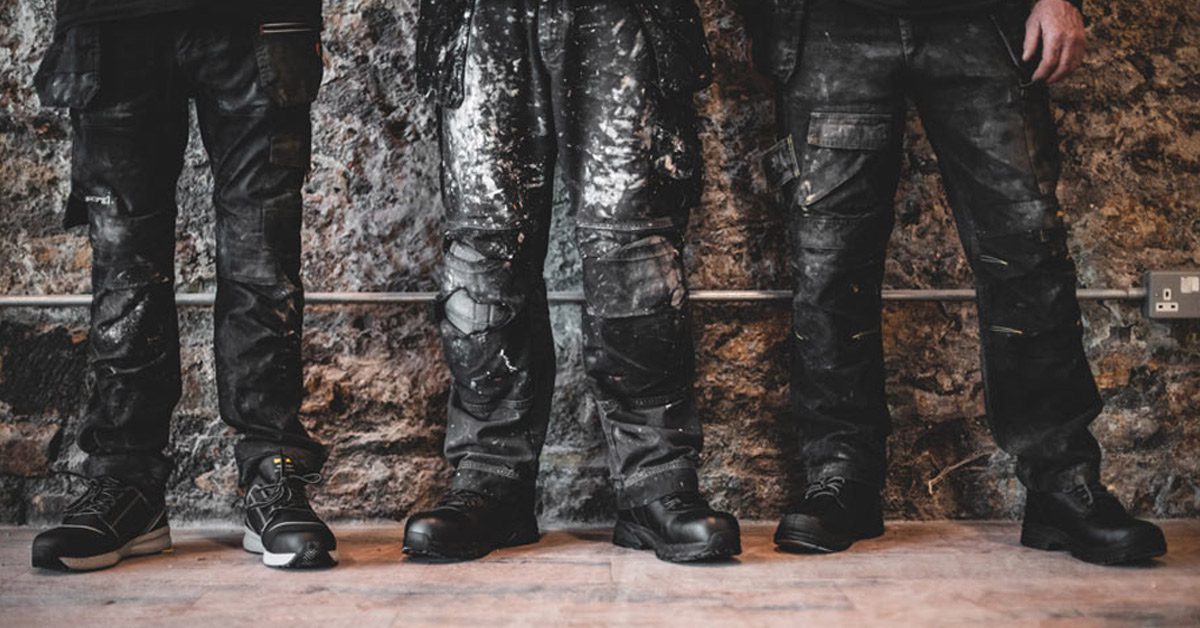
[775,2,906,488]
[74,22,189,492]
[190,17,327,483]
[547,0,705,508]
[438,0,557,503]
[911,5,1102,491]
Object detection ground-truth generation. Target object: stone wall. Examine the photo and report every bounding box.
[0,0,1197,525]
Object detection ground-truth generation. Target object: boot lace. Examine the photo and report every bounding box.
[60,472,127,517]
[804,476,847,504]
[438,489,490,510]
[660,492,709,512]
[245,473,322,517]
[1068,483,1120,512]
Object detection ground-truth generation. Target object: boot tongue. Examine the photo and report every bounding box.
[257,454,297,484]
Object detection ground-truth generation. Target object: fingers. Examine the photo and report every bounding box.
[1022,17,1042,62]
[1047,33,1085,83]
[1030,28,1063,83]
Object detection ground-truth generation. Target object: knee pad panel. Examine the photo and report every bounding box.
[977,226,1081,337]
[218,191,302,287]
[581,233,686,320]
[440,231,526,336]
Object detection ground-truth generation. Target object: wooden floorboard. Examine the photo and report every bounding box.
[2,521,1197,627]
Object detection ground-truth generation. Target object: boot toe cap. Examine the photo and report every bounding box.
[32,527,115,560]
[263,524,337,555]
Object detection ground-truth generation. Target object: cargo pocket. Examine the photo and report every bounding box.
[254,22,324,108]
[792,112,895,210]
[34,25,102,109]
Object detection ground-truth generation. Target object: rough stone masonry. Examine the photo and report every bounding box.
[0,0,1197,525]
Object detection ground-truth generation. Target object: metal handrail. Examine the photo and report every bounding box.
[0,288,1148,308]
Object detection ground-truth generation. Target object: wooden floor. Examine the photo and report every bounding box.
[1,521,1198,627]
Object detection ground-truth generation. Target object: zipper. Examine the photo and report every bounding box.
[260,22,315,36]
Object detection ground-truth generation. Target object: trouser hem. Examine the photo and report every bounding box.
[1020,461,1101,493]
[82,454,172,494]
[235,441,327,487]
[615,460,699,509]
[450,464,535,505]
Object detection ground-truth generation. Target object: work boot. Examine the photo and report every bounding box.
[242,455,338,568]
[774,476,884,553]
[32,474,171,572]
[403,489,540,560]
[613,492,741,563]
[1021,483,1167,565]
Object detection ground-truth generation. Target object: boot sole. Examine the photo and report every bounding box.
[612,520,741,563]
[402,518,540,561]
[774,517,884,554]
[1020,522,1167,566]
[33,526,172,572]
[242,527,339,569]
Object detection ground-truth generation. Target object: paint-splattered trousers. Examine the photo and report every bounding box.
[434,0,708,509]
[33,13,327,489]
[761,0,1104,491]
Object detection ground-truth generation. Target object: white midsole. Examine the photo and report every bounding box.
[242,526,338,566]
[59,526,172,571]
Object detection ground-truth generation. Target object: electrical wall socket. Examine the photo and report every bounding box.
[1145,270,1200,320]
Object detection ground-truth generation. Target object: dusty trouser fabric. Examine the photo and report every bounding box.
[34,13,326,491]
[433,0,708,509]
[762,0,1103,492]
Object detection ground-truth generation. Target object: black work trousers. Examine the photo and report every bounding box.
[34,13,327,490]
[436,0,706,509]
[764,0,1103,492]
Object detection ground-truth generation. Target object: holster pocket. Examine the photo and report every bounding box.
[796,111,894,208]
[34,25,102,109]
[254,23,324,108]
[633,0,713,96]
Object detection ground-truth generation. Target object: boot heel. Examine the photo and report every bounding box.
[127,527,173,557]
[612,521,652,550]
[503,515,542,548]
[1021,523,1069,552]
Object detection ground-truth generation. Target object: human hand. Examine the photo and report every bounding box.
[1024,0,1087,84]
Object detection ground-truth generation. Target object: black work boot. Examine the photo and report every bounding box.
[242,455,338,569]
[1021,483,1167,565]
[32,474,171,572]
[403,489,540,560]
[613,492,741,563]
[774,476,884,553]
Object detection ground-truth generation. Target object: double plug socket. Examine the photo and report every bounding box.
[1145,270,1200,319]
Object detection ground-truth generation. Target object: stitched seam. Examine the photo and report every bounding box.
[458,460,521,481]
[622,459,695,488]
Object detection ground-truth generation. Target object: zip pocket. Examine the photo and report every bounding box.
[988,13,1036,89]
